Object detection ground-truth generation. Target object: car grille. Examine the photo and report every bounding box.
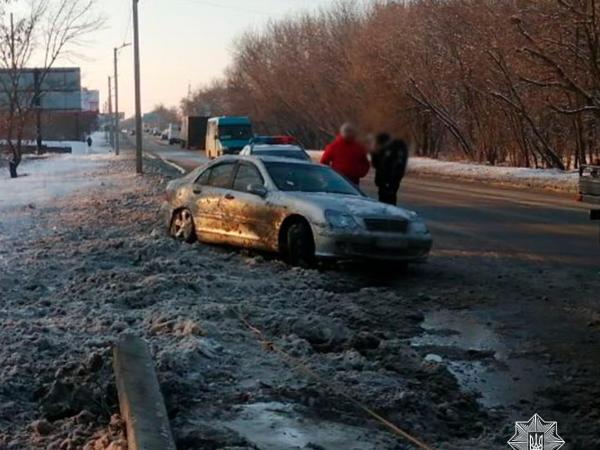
[363,218,408,233]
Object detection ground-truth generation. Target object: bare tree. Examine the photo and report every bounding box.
[178,0,600,169]
[0,0,103,178]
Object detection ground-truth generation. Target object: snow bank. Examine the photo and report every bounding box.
[307,150,578,193]
[408,157,578,192]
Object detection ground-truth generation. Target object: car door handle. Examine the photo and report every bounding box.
[224,193,235,200]
[193,187,202,194]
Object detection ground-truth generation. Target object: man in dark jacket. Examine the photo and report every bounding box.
[321,123,370,186]
[371,133,409,205]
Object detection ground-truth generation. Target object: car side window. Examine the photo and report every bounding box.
[195,168,211,186]
[233,163,263,192]
[208,163,236,188]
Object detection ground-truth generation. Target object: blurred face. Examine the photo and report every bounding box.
[340,124,356,140]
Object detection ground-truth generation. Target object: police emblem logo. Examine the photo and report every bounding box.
[508,414,565,450]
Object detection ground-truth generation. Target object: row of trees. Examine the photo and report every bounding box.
[182,0,600,169]
[0,0,102,178]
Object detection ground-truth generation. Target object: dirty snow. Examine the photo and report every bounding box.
[1,148,599,449]
[308,150,578,193]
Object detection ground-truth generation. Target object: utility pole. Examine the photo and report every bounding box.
[133,0,143,174]
[33,68,42,155]
[108,76,113,150]
[114,43,131,156]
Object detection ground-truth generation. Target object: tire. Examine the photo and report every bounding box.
[286,221,315,267]
[169,139,174,145]
[170,209,196,243]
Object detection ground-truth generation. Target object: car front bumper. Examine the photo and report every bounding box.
[313,228,432,262]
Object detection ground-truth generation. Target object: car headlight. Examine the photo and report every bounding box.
[325,210,360,230]
[410,220,429,234]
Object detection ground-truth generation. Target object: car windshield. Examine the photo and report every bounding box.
[254,149,309,160]
[265,162,360,195]
[219,125,252,140]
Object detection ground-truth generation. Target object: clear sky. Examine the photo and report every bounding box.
[80,0,335,117]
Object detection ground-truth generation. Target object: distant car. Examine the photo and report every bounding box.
[240,136,311,161]
[161,129,168,140]
[152,127,161,136]
[129,129,135,136]
[161,155,432,266]
[579,164,600,204]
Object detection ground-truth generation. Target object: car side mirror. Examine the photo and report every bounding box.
[247,184,267,197]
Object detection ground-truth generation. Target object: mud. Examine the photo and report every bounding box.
[0,151,599,449]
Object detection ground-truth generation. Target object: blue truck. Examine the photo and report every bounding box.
[205,116,253,159]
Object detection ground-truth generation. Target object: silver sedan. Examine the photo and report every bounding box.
[161,156,432,266]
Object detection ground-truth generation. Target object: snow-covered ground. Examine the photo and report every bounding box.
[0,133,121,210]
[1,147,599,449]
[307,150,578,193]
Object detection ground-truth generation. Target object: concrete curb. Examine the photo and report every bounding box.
[144,152,186,174]
[113,335,177,450]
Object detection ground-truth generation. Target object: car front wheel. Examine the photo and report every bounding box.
[286,221,315,268]
[170,209,196,243]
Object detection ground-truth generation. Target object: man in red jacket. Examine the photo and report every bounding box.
[320,123,370,186]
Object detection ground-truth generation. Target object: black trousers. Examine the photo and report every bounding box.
[378,189,397,205]
[378,181,401,205]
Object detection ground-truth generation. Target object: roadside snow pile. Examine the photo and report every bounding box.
[408,157,578,192]
[307,150,578,192]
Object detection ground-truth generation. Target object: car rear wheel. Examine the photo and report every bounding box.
[170,209,196,243]
[286,221,315,268]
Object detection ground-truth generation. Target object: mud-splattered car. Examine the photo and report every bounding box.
[162,156,432,266]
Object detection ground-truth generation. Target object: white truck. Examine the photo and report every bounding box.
[167,123,181,145]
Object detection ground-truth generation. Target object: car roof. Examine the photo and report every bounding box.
[250,144,304,151]
[216,155,314,165]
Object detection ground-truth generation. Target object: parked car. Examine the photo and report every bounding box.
[161,129,168,140]
[161,156,432,266]
[240,136,311,161]
[152,127,161,136]
[579,164,600,204]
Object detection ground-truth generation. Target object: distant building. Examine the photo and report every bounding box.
[81,88,100,112]
[0,67,99,140]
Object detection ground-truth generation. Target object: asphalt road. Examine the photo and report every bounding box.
[138,134,599,270]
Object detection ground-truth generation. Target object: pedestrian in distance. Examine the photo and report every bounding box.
[87,136,93,149]
[320,123,370,186]
[371,133,409,205]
